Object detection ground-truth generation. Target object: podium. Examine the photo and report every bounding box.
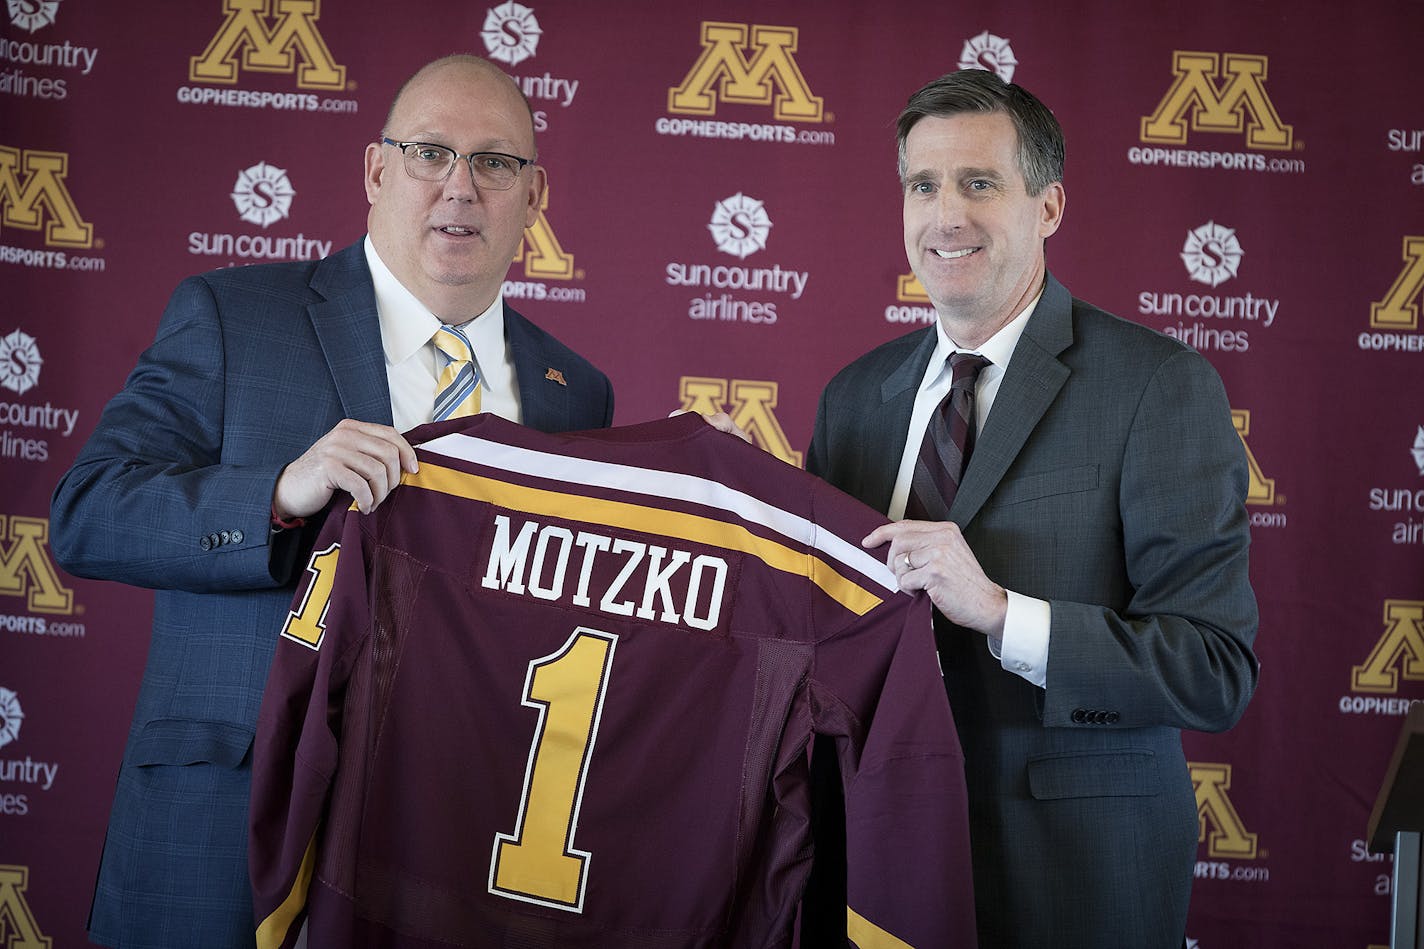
[1368,704,1424,949]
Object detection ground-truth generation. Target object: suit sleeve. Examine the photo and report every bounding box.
[249,500,367,949]
[811,568,977,946]
[49,275,299,591]
[1042,349,1259,732]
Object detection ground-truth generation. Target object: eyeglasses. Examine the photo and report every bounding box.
[380,137,533,190]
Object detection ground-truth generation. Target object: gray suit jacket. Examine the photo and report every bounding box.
[807,274,1258,949]
[50,240,613,949]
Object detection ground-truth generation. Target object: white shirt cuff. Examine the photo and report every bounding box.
[987,590,1050,689]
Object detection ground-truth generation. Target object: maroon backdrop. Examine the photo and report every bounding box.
[4,1,1423,946]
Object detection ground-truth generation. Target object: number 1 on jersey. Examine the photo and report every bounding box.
[490,628,618,912]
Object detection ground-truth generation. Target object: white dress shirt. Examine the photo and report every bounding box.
[365,236,523,433]
[889,293,1052,689]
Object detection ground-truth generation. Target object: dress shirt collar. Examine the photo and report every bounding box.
[930,286,1044,373]
[364,235,504,365]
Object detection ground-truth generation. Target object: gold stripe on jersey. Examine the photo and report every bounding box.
[403,463,884,616]
[847,905,915,949]
[256,832,318,949]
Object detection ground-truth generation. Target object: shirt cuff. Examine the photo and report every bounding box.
[987,590,1050,689]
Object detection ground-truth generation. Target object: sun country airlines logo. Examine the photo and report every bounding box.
[189,161,331,264]
[8,0,59,34]
[957,31,1017,81]
[1181,221,1242,287]
[231,161,293,228]
[481,1,540,66]
[1134,222,1281,355]
[1361,235,1424,354]
[0,330,81,464]
[1366,427,1424,546]
[0,329,41,396]
[1130,52,1303,176]
[658,22,834,147]
[665,194,809,326]
[0,687,20,748]
[708,193,771,259]
[478,4,577,131]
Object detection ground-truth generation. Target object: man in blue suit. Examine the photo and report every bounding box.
[803,70,1258,947]
[51,54,612,949]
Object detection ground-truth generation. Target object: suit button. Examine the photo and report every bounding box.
[219,530,231,545]
[1093,711,1109,725]
[1106,711,1120,724]
[199,535,212,551]
[231,529,244,544]
[1072,709,1087,724]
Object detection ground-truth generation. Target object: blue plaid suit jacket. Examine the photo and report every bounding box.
[50,240,613,949]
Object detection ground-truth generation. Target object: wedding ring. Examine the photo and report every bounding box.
[903,553,914,570]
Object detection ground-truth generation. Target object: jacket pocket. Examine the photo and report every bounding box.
[130,718,253,769]
[1027,749,1159,799]
[995,464,1099,505]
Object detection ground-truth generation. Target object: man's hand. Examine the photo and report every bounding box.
[273,420,418,518]
[863,519,1008,637]
[670,409,753,444]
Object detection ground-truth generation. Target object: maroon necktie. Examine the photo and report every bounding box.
[904,352,990,522]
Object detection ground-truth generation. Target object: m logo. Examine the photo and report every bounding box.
[1141,52,1293,151]
[0,865,50,949]
[1191,762,1259,859]
[1230,410,1276,506]
[190,0,346,91]
[1182,221,1243,287]
[512,184,573,280]
[0,146,93,248]
[668,22,824,123]
[897,272,929,303]
[1352,600,1424,694]
[1371,236,1424,331]
[0,516,74,615]
[679,377,802,466]
[957,31,1017,82]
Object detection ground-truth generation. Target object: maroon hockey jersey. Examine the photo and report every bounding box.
[250,413,974,948]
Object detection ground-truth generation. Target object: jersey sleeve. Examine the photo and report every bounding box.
[249,500,369,949]
[812,587,977,948]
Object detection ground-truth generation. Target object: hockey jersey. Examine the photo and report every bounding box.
[249,412,975,948]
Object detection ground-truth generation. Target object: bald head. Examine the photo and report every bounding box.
[384,55,538,159]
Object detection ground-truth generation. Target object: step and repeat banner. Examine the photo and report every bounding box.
[3,1,1422,946]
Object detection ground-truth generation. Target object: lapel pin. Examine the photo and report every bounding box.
[544,368,567,386]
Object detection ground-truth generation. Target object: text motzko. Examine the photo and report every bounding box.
[481,514,730,632]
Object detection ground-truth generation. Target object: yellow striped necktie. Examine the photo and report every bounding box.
[433,325,482,420]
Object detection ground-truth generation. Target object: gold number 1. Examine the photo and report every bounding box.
[489,628,618,912]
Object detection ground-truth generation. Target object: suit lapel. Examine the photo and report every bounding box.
[863,329,937,513]
[950,274,1073,526]
[307,242,393,426]
[505,305,567,431]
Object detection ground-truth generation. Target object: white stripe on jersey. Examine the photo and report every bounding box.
[420,432,898,593]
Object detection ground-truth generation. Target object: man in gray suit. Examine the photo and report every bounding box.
[51,55,611,949]
[805,69,1258,948]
